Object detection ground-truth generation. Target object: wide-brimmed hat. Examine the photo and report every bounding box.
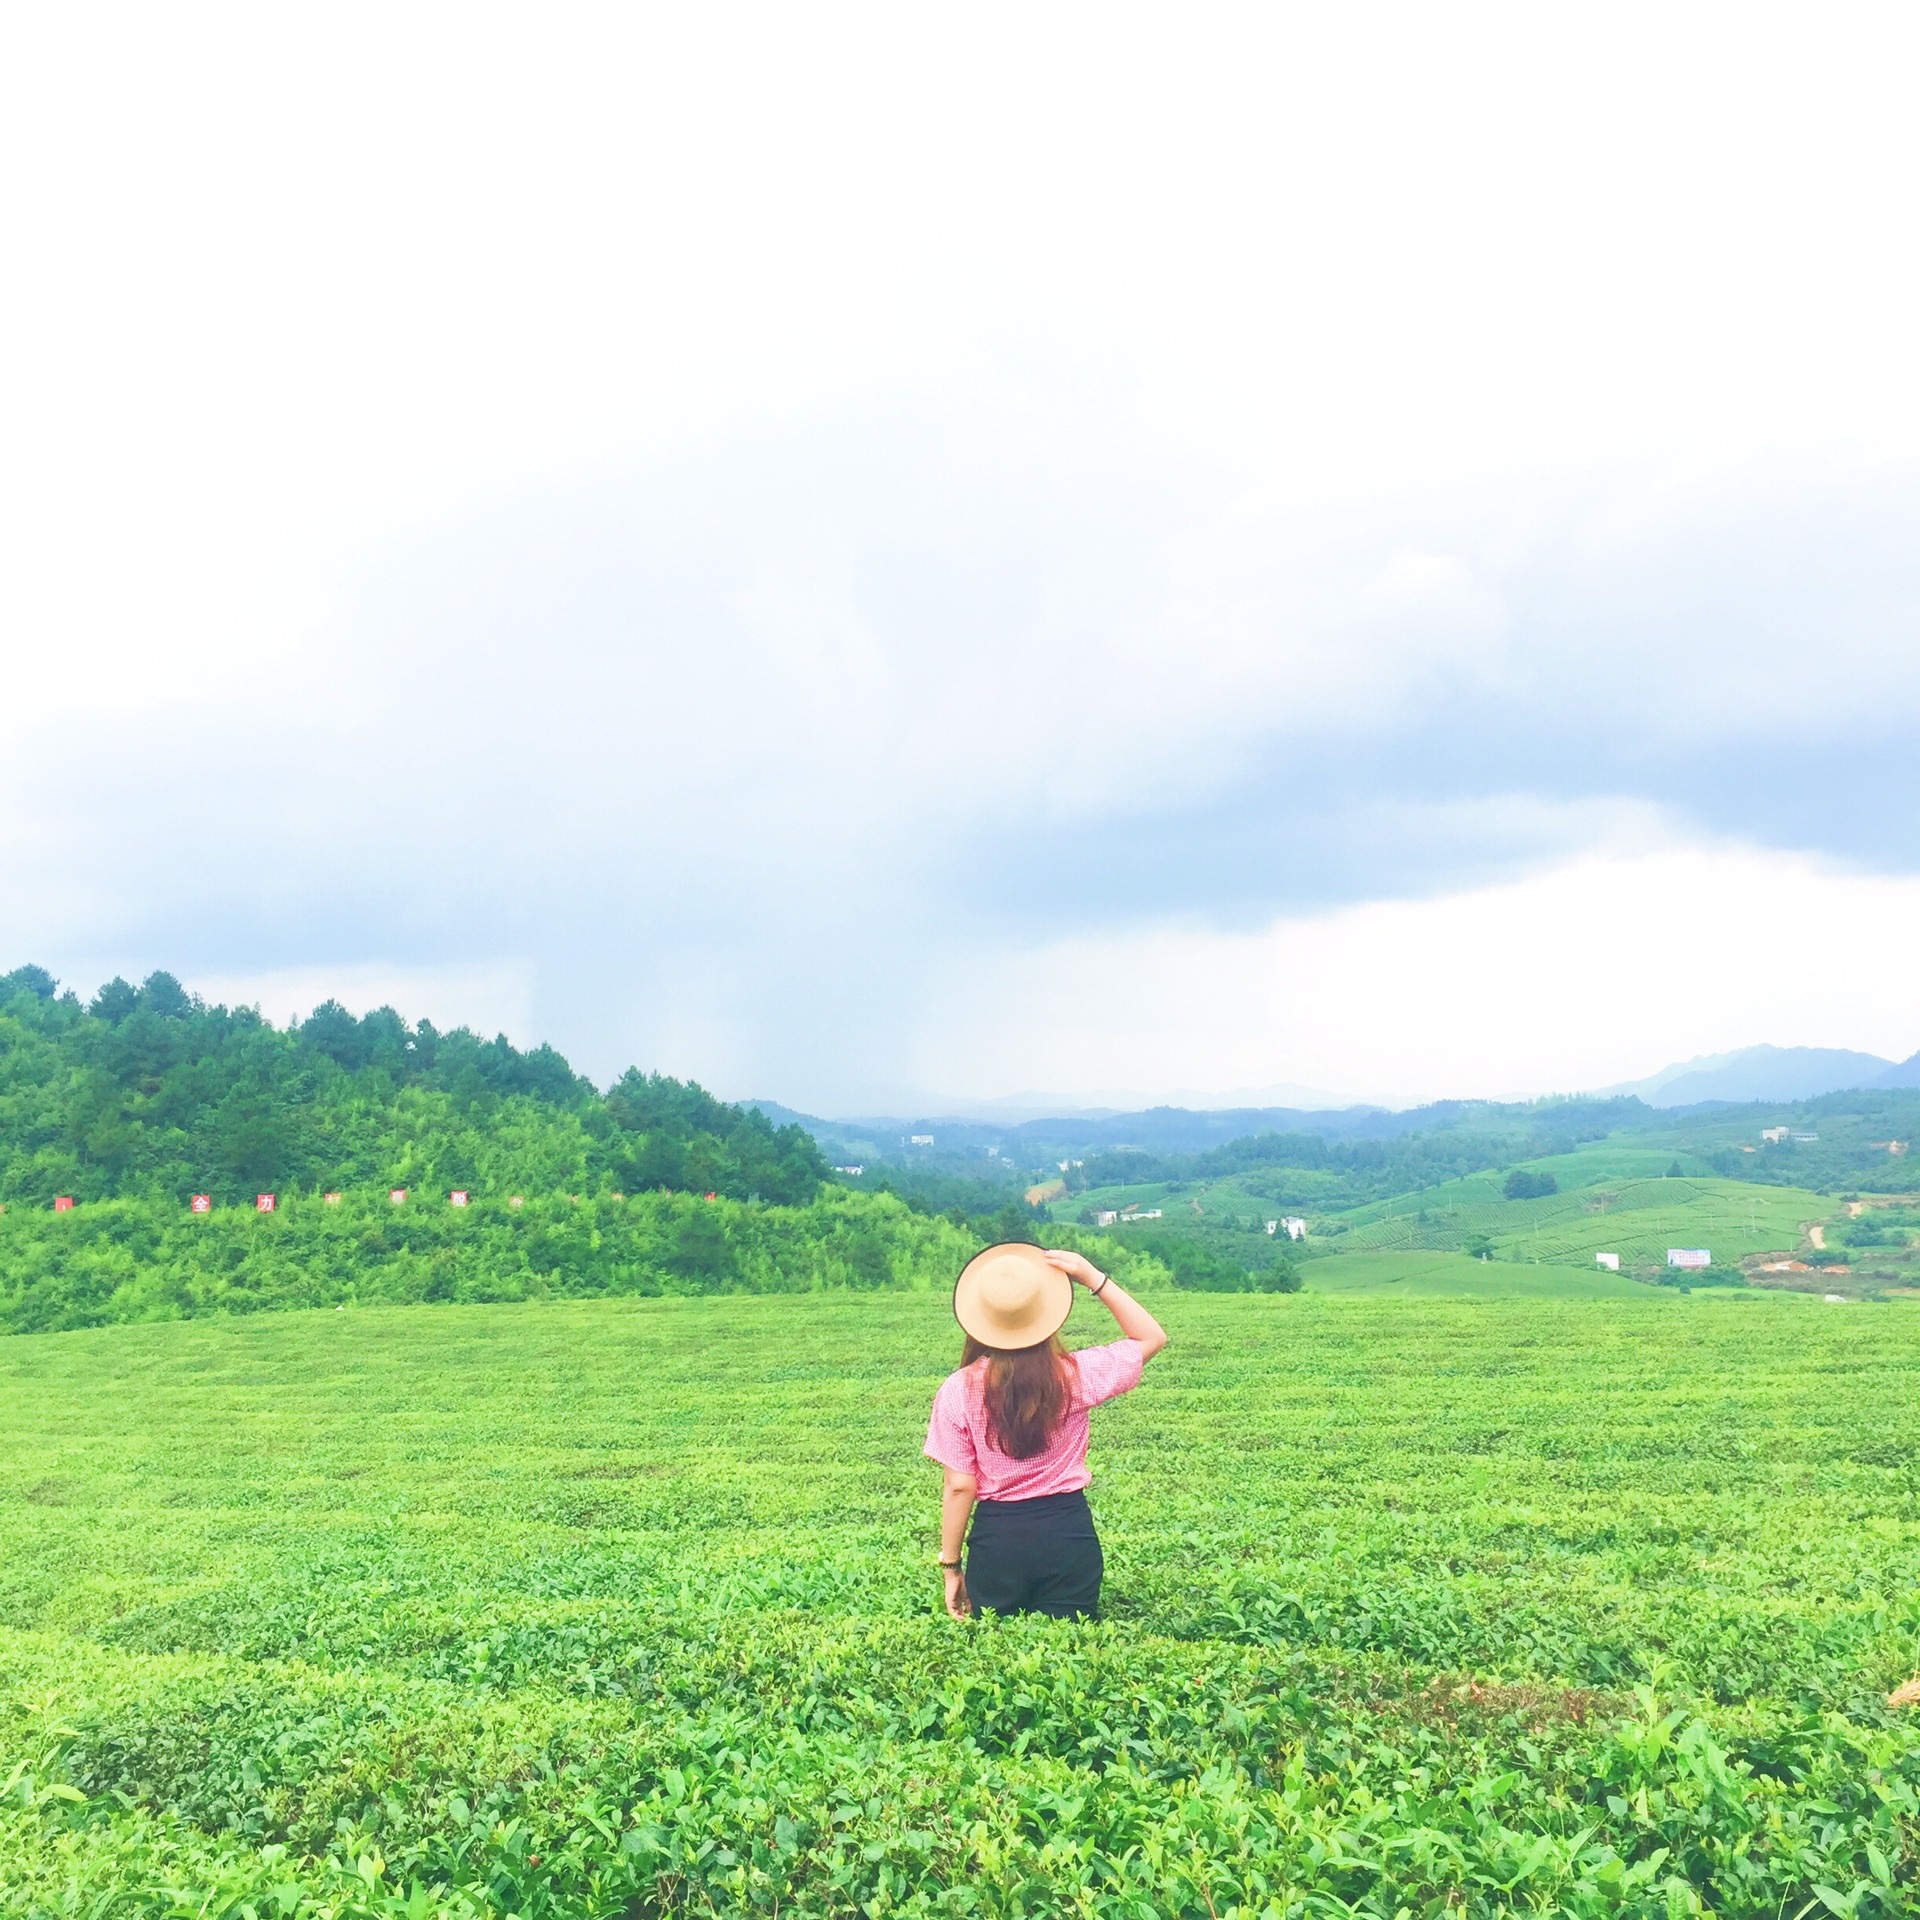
[953,1242,1073,1350]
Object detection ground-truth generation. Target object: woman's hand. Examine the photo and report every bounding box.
[943,1565,971,1619]
[1047,1248,1169,1359]
[1043,1248,1105,1288]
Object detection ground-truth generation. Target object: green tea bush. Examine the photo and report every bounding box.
[0,1194,1175,1336]
[4,1290,1920,1917]
[0,1188,1003,1333]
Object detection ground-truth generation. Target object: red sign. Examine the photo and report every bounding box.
[390,1188,407,1205]
[190,1194,211,1213]
[54,1195,74,1212]
[323,1192,342,1205]
[508,1195,524,1209]
[703,1191,717,1202]
[256,1193,276,1213]
[449,1190,469,1207]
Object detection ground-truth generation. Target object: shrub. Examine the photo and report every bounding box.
[1502,1169,1559,1201]
[1160,1236,1301,1293]
[1657,1262,1747,1289]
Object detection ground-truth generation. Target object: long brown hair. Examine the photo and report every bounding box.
[962,1333,1073,1459]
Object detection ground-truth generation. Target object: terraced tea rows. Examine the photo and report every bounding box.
[4,1287,1919,1917]
[1337,1175,1825,1270]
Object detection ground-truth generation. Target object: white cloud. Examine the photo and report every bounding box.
[3,7,1920,1105]
[911,837,1920,1109]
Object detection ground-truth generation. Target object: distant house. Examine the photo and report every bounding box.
[1761,1127,1789,1144]
[1280,1217,1307,1240]
[1595,1252,1620,1271]
[908,1134,933,1146]
[1790,1132,1818,1144]
[1869,1141,1910,1155]
[1116,1208,1163,1223]
[1093,1209,1118,1227]
[833,1165,864,1176]
[1667,1248,1711,1269]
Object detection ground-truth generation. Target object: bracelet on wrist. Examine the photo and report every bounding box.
[1091,1273,1110,1297]
[938,1557,963,1571]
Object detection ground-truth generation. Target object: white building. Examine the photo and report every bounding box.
[1761,1126,1789,1143]
[1667,1248,1711,1269]
[1280,1217,1307,1240]
[909,1134,933,1146]
[1093,1209,1118,1227]
[1595,1252,1620,1271]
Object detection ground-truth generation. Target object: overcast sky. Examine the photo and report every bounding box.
[3,5,1918,1112]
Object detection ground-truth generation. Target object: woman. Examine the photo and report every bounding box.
[924,1242,1167,1620]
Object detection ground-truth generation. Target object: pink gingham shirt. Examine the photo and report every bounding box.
[923,1340,1144,1500]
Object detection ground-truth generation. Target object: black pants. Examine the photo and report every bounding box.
[966,1489,1104,1619]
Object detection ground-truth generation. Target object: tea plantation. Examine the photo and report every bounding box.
[5,1286,1920,1918]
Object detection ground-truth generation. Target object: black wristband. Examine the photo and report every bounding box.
[1091,1274,1110,1297]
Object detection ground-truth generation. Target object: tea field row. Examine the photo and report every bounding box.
[4,1287,1919,1916]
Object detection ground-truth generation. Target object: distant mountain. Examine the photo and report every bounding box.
[751,1098,1527,1166]
[1609,1044,1897,1109]
[1874,1049,1920,1089]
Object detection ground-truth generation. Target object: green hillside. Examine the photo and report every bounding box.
[1335,1169,1828,1271]
[1060,1113,1918,1295]
[0,965,826,1208]
[0,966,1187,1335]
[7,959,1916,1327]
[0,1187,987,1335]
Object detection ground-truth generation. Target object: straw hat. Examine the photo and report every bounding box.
[953,1242,1073,1349]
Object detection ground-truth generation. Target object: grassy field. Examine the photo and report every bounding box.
[1067,1148,1858,1292]
[1294,1249,1650,1297]
[6,1290,1920,1918]
[1333,1173,1829,1272]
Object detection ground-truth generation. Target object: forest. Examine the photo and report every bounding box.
[0,965,827,1208]
[0,966,1187,1333]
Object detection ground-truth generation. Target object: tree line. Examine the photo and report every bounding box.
[0,965,827,1209]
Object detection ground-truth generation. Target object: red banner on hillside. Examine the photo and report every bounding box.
[450,1190,469,1207]
[190,1194,211,1213]
[256,1193,275,1212]
[54,1195,74,1212]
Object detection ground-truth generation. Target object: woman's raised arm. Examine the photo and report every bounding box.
[1042,1249,1168,1360]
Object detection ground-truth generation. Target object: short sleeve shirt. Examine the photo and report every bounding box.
[923,1339,1144,1501]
